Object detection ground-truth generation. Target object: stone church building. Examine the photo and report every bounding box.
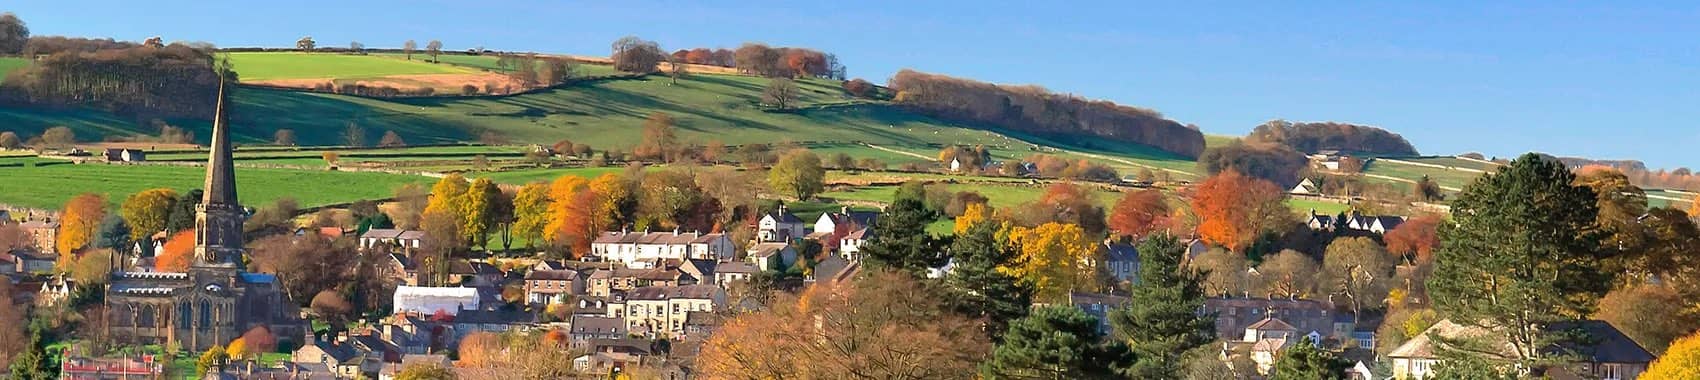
[105,83,295,352]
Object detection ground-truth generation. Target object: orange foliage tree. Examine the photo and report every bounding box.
[56,193,108,260]
[155,230,196,272]
[1384,214,1442,264]
[1189,171,1289,252]
[1107,189,1171,239]
[697,270,989,379]
[543,176,591,254]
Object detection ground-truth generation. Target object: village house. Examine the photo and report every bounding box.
[19,219,57,254]
[1306,210,1407,234]
[1388,319,1652,380]
[1203,298,1338,343]
[382,253,420,286]
[1102,242,1139,286]
[569,315,628,350]
[838,227,874,261]
[747,242,797,271]
[103,148,147,162]
[587,267,691,297]
[756,206,806,242]
[359,229,425,254]
[392,286,481,316]
[524,269,585,304]
[4,249,55,274]
[451,308,539,341]
[1068,292,1130,335]
[1290,178,1320,195]
[292,332,382,379]
[606,285,725,339]
[678,259,716,286]
[813,206,878,249]
[589,230,735,267]
[713,261,760,285]
[447,260,504,287]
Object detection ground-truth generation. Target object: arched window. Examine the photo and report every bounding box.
[178,302,192,329]
[199,300,212,327]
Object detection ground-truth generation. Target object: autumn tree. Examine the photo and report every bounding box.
[41,126,75,148]
[310,290,354,325]
[461,178,499,247]
[1383,214,1441,264]
[633,112,677,162]
[249,234,356,303]
[954,203,991,235]
[1255,249,1318,299]
[510,182,551,251]
[982,306,1133,379]
[1108,189,1171,240]
[1189,247,1249,297]
[1196,141,1309,186]
[1010,183,1108,236]
[543,175,590,254]
[395,363,456,380]
[0,132,19,150]
[57,193,107,261]
[121,188,177,243]
[1595,284,1696,355]
[843,78,874,98]
[378,130,408,147]
[768,149,825,199]
[1320,237,1395,321]
[458,331,503,368]
[762,78,800,109]
[586,173,632,235]
[272,129,296,146]
[1005,222,1103,302]
[0,282,24,367]
[637,169,715,232]
[1191,171,1291,252]
[1645,331,1700,379]
[1427,153,1611,367]
[1110,232,1216,378]
[698,271,990,379]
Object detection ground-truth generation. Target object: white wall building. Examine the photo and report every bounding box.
[590,230,735,268]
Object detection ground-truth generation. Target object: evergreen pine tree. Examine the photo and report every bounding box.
[861,198,946,275]
[1109,232,1217,377]
[1269,337,1350,380]
[1427,153,1611,365]
[981,306,1134,379]
[946,221,1032,341]
[8,332,50,380]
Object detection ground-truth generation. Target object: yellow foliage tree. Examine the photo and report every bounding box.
[1645,331,1700,379]
[225,337,251,360]
[1689,199,1699,218]
[423,173,469,224]
[587,173,630,234]
[121,188,178,238]
[461,178,499,245]
[511,182,552,249]
[1003,222,1102,302]
[57,193,108,262]
[953,203,990,235]
[543,176,589,247]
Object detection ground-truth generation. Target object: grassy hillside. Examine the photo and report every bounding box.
[0,157,434,209]
[227,52,472,80]
[368,53,624,77]
[0,57,28,83]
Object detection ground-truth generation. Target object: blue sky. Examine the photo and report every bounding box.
[10,1,1699,169]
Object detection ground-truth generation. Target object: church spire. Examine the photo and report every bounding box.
[203,78,238,206]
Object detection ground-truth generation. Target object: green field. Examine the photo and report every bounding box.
[0,158,434,209]
[823,183,1122,210]
[369,53,623,77]
[1363,158,1485,191]
[475,166,634,185]
[1288,198,1352,215]
[227,52,473,80]
[0,57,28,82]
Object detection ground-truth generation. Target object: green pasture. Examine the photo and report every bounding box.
[0,158,433,209]
[226,52,472,80]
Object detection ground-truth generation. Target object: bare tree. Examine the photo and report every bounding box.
[348,41,364,54]
[667,54,688,85]
[610,36,664,73]
[403,40,417,60]
[0,12,28,55]
[426,40,443,62]
[762,78,800,109]
[296,36,315,52]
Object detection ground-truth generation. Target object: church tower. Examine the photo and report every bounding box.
[193,80,244,269]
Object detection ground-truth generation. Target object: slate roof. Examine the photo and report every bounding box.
[625,285,720,301]
[1246,317,1297,332]
[452,308,538,325]
[592,231,723,245]
[747,243,790,258]
[813,256,850,282]
[526,269,581,281]
[1103,242,1138,262]
[763,211,804,224]
[571,316,626,335]
[715,262,760,274]
[448,261,501,276]
[1387,319,1654,364]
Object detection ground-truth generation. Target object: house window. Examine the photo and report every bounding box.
[1412,360,1431,377]
[1600,363,1622,380]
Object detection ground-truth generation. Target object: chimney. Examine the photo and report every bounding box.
[840,205,849,214]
